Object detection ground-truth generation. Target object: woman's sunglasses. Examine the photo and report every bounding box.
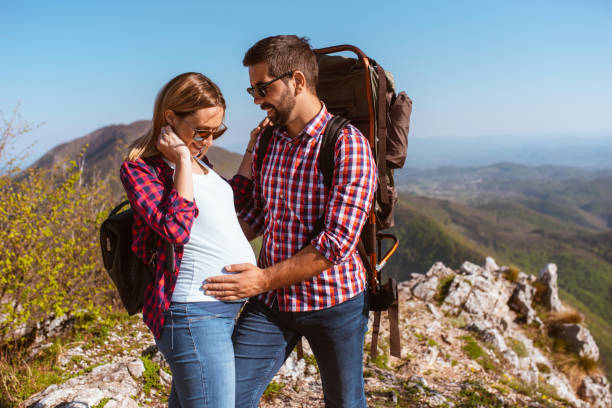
[191,124,227,142]
[246,71,293,97]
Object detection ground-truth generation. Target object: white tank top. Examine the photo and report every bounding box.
[170,159,256,302]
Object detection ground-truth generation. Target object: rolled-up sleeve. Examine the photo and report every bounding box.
[311,126,377,264]
[120,160,198,245]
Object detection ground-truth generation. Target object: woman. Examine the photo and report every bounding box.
[120,72,257,407]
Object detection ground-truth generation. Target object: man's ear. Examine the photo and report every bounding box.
[292,71,307,95]
[164,109,177,126]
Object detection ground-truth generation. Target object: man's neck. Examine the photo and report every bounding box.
[285,95,323,139]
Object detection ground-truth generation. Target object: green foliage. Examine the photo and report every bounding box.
[141,355,162,394]
[503,266,520,282]
[262,381,285,401]
[303,353,319,373]
[93,397,111,408]
[536,362,551,374]
[461,336,497,371]
[0,151,115,341]
[456,381,503,408]
[371,352,390,370]
[508,338,529,358]
[461,335,484,360]
[435,274,455,304]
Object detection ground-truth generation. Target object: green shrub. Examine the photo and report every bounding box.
[508,338,529,358]
[93,397,111,408]
[502,266,520,282]
[141,356,162,394]
[435,274,455,304]
[0,155,115,341]
[262,381,285,401]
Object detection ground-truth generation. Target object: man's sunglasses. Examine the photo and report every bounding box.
[246,71,294,97]
[191,124,227,142]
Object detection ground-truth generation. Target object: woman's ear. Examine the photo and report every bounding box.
[164,109,176,126]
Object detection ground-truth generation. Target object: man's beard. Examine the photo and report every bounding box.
[262,87,296,127]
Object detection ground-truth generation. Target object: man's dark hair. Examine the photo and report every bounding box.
[243,35,318,92]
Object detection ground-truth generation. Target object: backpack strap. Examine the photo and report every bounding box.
[375,65,390,207]
[255,126,275,174]
[317,115,351,188]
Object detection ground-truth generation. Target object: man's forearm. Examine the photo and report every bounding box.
[263,244,333,291]
[203,244,334,301]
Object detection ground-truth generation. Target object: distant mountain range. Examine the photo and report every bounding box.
[405,135,612,169]
[31,120,243,182]
[395,162,612,229]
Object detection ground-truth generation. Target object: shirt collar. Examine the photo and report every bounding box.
[302,103,330,139]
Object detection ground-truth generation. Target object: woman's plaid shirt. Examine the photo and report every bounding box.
[238,105,377,311]
[120,155,251,338]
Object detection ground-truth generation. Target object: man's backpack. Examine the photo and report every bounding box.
[99,160,173,315]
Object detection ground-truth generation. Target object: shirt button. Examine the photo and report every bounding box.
[280,194,284,199]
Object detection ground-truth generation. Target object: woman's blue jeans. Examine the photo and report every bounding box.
[232,291,369,408]
[155,302,238,408]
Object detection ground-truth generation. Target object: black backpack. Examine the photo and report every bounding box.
[99,160,173,315]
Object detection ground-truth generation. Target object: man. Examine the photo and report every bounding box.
[204,35,377,408]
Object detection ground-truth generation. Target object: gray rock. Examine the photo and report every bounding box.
[24,359,141,408]
[466,321,507,352]
[426,262,455,279]
[485,257,500,272]
[537,263,563,312]
[460,261,488,277]
[543,372,584,407]
[508,282,538,324]
[502,349,519,369]
[442,276,472,310]
[552,323,600,361]
[462,275,510,319]
[426,303,442,319]
[579,375,612,408]
[412,276,439,302]
[126,359,144,379]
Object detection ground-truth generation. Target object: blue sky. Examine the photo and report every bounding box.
[1,0,611,161]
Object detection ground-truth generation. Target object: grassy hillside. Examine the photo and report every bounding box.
[384,192,612,379]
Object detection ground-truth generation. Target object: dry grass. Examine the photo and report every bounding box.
[546,309,584,327]
[555,353,602,389]
[502,266,520,282]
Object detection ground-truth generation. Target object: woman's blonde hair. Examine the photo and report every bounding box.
[128,72,226,161]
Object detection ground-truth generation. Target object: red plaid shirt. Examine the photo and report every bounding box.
[237,105,377,311]
[120,155,251,338]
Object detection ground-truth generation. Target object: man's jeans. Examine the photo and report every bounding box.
[232,291,369,408]
[155,302,237,408]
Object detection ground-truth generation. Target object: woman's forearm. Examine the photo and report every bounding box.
[174,155,194,201]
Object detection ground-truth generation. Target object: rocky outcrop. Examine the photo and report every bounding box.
[538,263,563,312]
[551,323,600,361]
[24,359,144,408]
[509,282,538,324]
[579,376,612,408]
[410,258,607,407]
[21,257,610,408]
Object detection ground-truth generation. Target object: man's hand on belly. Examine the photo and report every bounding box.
[203,263,268,300]
[203,245,334,300]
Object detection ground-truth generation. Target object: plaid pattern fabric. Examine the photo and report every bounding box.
[120,154,245,338]
[238,105,377,311]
